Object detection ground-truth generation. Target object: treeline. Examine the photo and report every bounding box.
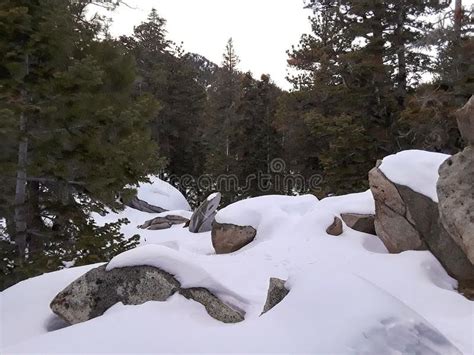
[0,0,471,288]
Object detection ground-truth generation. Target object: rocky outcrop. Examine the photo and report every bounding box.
[51,264,245,325]
[261,278,289,315]
[326,216,343,236]
[125,196,167,214]
[438,147,474,264]
[189,193,221,233]
[211,222,257,254]
[138,215,189,230]
[370,163,474,297]
[341,213,375,235]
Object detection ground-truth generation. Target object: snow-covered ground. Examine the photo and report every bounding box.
[1,153,473,354]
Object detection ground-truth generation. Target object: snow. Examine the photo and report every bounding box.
[379,150,450,202]
[215,194,318,228]
[206,192,219,201]
[134,175,191,211]
[2,158,473,353]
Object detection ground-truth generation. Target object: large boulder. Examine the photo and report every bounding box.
[341,213,375,235]
[51,264,245,324]
[189,192,221,233]
[438,144,474,265]
[211,222,257,254]
[261,278,289,315]
[50,265,180,324]
[369,159,474,297]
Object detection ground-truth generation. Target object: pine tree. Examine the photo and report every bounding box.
[0,0,160,288]
[121,9,207,205]
[285,0,449,195]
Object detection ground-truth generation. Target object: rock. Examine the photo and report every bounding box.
[369,165,474,291]
[438,146,474,265]
[369,167,426,252]
[211,222,257,254]
[326,216,343,236]
[455,95,474,145]
[50,265,180,324]
[261,278,289,315]
[189,192,221,233]
[125,196,167,214]
[138,215,189,230]
[51,264,246,325]
[180,288,244,323]
[341,213,375,235]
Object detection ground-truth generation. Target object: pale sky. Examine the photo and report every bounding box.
[96,0,472,90]
[96,0,312,90]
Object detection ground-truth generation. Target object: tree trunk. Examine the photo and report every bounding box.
[395,7,407,107]
[14,112,28,262]
[27,180,46,254]
[454,0,462,41]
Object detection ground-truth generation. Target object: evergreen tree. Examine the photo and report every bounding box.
[285,0,449,195]
[122,9,207,205]
[0,0,160,289]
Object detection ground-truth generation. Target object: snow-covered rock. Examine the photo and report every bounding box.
[127,176,191,213]
[378,149,449,203]
[370,150,474,296]
[50,265,180,324]
[215,194,318,229]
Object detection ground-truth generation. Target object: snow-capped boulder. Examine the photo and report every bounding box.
[326,216,343,236]
[126,176,191,213]
[341,213,375,235]
[50,265,180,324]
[369,150,474,297]
[50,245,246,325]
[261,278,289,315]
[211,222,257,254]
[188,192,221,233]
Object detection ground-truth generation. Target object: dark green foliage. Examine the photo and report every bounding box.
[0,0,159,289]
[121,10,207,206]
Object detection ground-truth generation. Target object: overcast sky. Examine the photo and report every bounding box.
[97,0,472,90]
[97,0,312,90]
